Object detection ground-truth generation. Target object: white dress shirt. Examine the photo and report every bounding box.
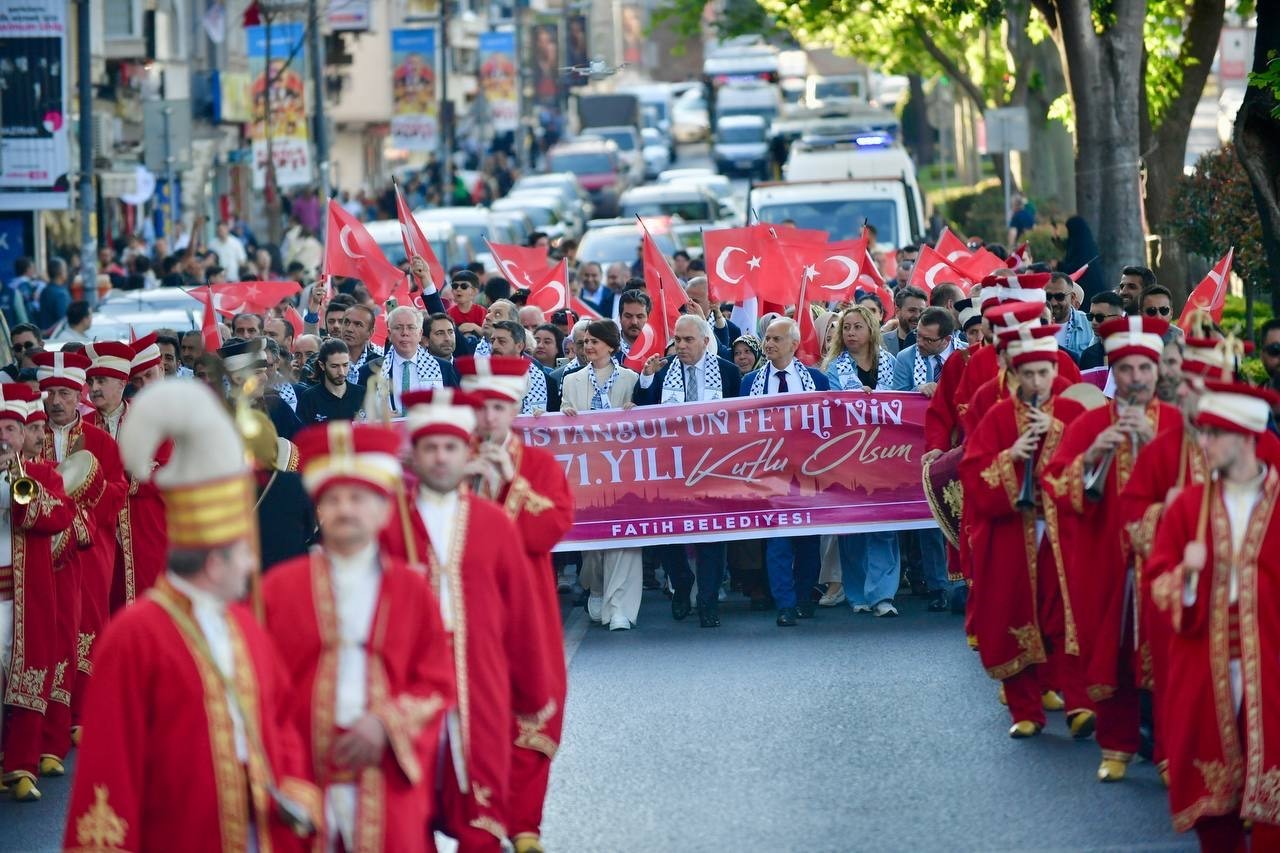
[416,488,460,576]
[388,348,424,412]
[167,572,248,762]
[50,419,76,462]
[99,403,126,439]
[767,361,801,394]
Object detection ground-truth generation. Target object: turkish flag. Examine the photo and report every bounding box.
[394,183,445,289]
[640,223,689,339]
[486,242,550,288]
[934,227,974,265]
[1006,242,1029,269]
[200,287,222,352]
[704,226,762,303]
[1178,248,1234,329]
[1069,263,1090,283]
[908,245,972,294]
[283,306,306,343]
[526,259,571,312]
[777,238,869,302]
[956,247,1006,281]
[322,200,405,302]
[188,280,302,317]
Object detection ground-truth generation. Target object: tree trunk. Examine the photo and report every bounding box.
[1234,1,1280,317]
[905,74,936,165]
[1139,0,1225,302]
[1048,0,1148,286]
[1021,37,1075,216]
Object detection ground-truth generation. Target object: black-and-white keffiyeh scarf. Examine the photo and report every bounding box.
[347,342,384,384]
[474,338,492,358]
[381,349,445,412]
[522,359,549,415]
[829,349,895,391]
[748,359,817,396]
[912,341,963,388]
[274,381,298,411]
[589,364,621,410]
[661,349,724,404]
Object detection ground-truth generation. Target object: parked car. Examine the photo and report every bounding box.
[712,114,770,179]
[47,288,202,343]
[364,218,471,272]
[415,207,517,270]
[582,125,645,186]
[641,128,672,180]
[492,193,577,241]
[576,219,689,271]
[672,88,710,143]
[619,184,727,223]
[510,172,594,220]
[546,139,628,218]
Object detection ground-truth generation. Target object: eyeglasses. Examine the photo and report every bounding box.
[1144,305,1172,317]
[451,281,471,290]
[1264,343,1280,357]
[1046,292,1069,302]
[916,333,945,345]
[1088,313,1117,324]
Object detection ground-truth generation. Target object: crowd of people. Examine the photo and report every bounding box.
[2,189,1278,850]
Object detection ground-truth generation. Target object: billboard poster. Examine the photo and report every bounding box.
[565,14,589,88]
[530,23,560,109]
[0,0,70,210]
[246,23,311,189]
[621,4,645,68]
[478,31,517,133]
[390,28,438,151]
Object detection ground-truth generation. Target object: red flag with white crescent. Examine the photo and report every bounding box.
[188,280,302,317]
[704,226,761,303]
[934,227,974,264]
[1006,242,1029,269]
[394,183,445,289]
[639,219,689,339]
[485,241,551,289]
[777,238,870,303]
[322,200,405,302]
[956,247,1006,281]
[907,245,973,294]
[1178,248,1234,330]
[526,259,571,313]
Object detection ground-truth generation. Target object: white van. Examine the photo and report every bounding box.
[806,73,871,108]
[784,143,917,183]
[748,177,925,248]
[714,82,781,127]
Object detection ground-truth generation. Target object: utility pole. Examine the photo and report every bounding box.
[77,0,97,308]
[440,0,452,195]
[307,0,331,214]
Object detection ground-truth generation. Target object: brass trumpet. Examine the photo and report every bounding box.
[6,448,36,505]
[1016,393,1040,510]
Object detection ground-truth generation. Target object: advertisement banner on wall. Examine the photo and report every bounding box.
[565,14,589,88]
[530,22,560,109]
[478,31,518,132]
[246,23,312,189]
[390,27,438,151]
[0,0,70,210]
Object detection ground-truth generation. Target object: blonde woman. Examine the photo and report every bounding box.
[822,305,896,393]
[560,320,643,630]
[820,305,901,615]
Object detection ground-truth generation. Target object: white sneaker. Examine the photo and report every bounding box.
[608,614,631,631]
[587,594,603,623]
[874,601,899,618]
[818,585,847,607]
[851,604,873,614]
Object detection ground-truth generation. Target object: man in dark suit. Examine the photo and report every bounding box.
[743,317,831,628]
[577,261,615,318]
[635,314,743,627]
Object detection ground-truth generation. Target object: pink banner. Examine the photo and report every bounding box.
[511,392,936,550]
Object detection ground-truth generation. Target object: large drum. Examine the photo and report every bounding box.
[922,445,964,548]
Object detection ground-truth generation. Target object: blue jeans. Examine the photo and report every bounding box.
[660,542,728,608]
[838,531,901,608]
[917,528,958,592]
[765,536,820,610]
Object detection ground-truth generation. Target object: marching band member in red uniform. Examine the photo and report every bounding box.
[960,312,1095,738]
[84,341,169,611]
[1044,316,1180,783]
[263,421,455,853]
[383,389,556,852]
[64,379,322,850]
[458,356,575,853]
[32,350,128,749]
[0,384,73,802]
[1147,380,1280,849]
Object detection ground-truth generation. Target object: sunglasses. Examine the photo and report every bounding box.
[1144,306,1172,316]
[1046,292,1069,302]
[11,341,38,351]
[451,281,472,290]
[1264,343,1280,357]
[1088,313,1116,324]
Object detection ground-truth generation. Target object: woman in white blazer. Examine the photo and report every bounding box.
[560,320,642,630]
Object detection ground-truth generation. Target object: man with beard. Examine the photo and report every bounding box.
[616,290,651,362]
[341,303,383,384]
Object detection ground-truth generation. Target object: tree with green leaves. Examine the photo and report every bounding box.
[657,0,1229,289]
[1234,2,1280,313]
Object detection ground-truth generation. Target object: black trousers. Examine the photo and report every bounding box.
[660,542,729,608]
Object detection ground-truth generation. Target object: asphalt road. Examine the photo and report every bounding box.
[1,588,1192,852]
[541,590,1193,853]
